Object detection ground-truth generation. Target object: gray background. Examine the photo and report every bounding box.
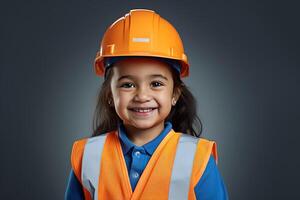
[1,0,300,199]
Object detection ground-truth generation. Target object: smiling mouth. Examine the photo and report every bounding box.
[129,107,158,113]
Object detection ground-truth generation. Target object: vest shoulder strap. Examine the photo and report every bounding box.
[168,134,219,200]
[190,138,218,191]
[81,134,108,200]
[169,134,200,200]
[70,138,93,200]
[71,138,88,182]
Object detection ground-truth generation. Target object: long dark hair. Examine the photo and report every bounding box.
[92,64,203,137]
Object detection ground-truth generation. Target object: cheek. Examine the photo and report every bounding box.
[113,91,130,107]
[157,93,173,106]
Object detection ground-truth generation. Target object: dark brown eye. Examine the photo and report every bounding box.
[120,82,135,88]
[151,81,164,87]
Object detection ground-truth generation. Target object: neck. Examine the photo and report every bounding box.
[123,122,165,146]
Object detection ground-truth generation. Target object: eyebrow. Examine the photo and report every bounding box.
[117,74,169,81]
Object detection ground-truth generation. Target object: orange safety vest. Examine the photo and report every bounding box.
[71,129,218,200]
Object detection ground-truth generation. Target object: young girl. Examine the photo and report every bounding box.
[65,9,228,200]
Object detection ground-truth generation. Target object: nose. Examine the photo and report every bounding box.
[133,86,151,102]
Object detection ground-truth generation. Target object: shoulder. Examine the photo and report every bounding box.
[173,133,218,168]
[197,137,218,164]
[175,133,218,161]
[70,133,112,181]
[70,137,89,182]
[184,135,219,188]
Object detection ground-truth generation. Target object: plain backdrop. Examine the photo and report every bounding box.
[1,0,300,199]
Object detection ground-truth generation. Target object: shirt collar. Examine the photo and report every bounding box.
[118,121,173,156]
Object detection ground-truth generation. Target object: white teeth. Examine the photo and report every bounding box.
[132,108,154,112]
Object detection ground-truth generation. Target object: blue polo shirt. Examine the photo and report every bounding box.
[65,121,229,199]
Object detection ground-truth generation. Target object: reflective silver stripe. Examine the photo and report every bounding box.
[81,134,107,200]
[169,134,200,200]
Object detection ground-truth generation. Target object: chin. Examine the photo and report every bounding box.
[125,120,160,130]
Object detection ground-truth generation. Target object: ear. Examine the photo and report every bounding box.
[107,92,114,107]
[172,87,182,105]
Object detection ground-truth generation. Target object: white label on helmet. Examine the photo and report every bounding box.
[132,37,150,43]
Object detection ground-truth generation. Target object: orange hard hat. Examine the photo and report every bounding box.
[94,9,190,78]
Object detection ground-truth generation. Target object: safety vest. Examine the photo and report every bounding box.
[71,129,218,200]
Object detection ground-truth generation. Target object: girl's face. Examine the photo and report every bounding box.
[110,57,178,133]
